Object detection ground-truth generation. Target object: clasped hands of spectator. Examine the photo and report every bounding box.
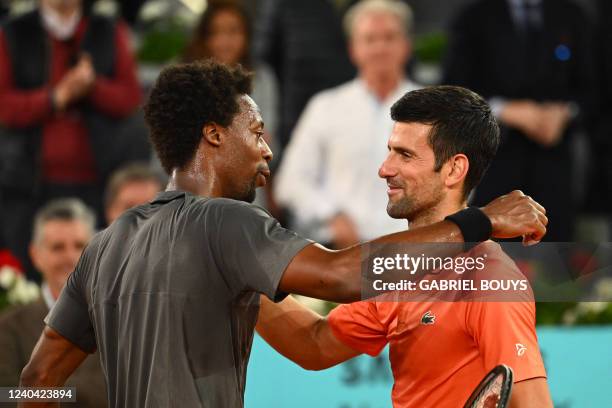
[329,212,360,249]
[52,53,96,111]
[500,100,572,148]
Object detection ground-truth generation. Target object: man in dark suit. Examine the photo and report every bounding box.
[0,199,107,408]
[443,0,597,241]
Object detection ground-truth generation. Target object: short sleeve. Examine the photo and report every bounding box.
[465,301,547,383]
[208,199,312,301]
[45,240,97,353]
[327,302,389,357]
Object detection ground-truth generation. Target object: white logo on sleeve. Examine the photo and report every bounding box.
[515,343,527,356]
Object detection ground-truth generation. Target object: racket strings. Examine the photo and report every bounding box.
[473,375,504,408]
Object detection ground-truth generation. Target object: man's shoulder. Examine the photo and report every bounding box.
[153,194,272,222]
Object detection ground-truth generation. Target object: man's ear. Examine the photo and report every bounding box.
[202,123,222,147]
[444,154,469,189]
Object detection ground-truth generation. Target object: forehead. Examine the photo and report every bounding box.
[40,219,89,240]
[389,121,432,149]
[235,95,262,124]
[118,179,161,193]
[353,12,404,36]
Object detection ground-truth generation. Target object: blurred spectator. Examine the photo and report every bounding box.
[184,0,279,146]
[0,199,107,407]
[589,0,612,213]
[104,163,164,225]
[0,0,147,278]
[119,0,147,25]
[443,0,597,241]
[183,0,279,211]
[275,0,416,247]
[254,0,356,158]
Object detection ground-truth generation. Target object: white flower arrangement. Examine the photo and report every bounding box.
[0,265,40,306]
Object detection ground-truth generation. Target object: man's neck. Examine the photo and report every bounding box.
[360,71,404,102]
[166,168,218,198]
[409,201,467,229]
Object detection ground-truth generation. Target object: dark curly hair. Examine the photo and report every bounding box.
[144,60,252,173]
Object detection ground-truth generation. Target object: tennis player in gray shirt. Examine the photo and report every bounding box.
[19,60,547,408]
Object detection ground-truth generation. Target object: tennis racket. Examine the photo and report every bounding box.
[463,364,514,408]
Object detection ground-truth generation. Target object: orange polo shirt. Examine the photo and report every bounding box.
[327,242,547,408]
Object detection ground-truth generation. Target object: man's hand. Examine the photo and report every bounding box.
[481,190,548,245]
[329,213,360,248]
[52,54,96,111]
[537,103,571,147]
[499,100,571,148]
[500,100,543,139]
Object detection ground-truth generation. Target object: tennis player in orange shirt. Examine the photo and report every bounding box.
[257,86,554,408]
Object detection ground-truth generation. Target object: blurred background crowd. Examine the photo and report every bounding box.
[0,0,611,405]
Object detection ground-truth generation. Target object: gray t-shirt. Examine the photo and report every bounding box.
[46,191,311,407]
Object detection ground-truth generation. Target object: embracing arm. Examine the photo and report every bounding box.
[18,326,89,408]
[279,191,547,303]
[256,295,360,370]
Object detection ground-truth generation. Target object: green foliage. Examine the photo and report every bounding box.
[137,20,189,64]
[413,32,448,64]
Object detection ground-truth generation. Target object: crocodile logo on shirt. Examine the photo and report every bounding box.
[421,310,436,325]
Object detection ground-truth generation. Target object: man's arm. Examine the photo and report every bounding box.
[256,295,360,370]
[18,326,89,408]
[279,190,547,302]
[509,378,553,408]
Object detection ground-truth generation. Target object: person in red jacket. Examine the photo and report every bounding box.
[0,0,142,278]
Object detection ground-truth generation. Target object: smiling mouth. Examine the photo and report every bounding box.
[387,182,403,195]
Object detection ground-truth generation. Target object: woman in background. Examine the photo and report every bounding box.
[183,0,278,145]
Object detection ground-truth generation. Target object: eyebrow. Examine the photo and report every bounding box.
[388,144,417,156]
[251,119,265,130]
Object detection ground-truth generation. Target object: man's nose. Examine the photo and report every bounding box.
[378,158,395,179]
[261,139,273,163]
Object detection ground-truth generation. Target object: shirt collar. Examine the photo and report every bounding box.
[151,190,187,204]
[42,283,55,310]
[355,77,414,106]
[40,5,82,40]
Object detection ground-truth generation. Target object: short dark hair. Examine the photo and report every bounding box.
[104,162,164,208]
[390,85,500,199]
[144,60,252,173]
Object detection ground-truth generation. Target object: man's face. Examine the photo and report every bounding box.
[379,122,445,220]
[30,220,91,292]
[350,12,410,78]
[106,180,161,224]
[219,95,272,203]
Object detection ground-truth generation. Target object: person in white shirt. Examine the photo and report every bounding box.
[275,0,419,248]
